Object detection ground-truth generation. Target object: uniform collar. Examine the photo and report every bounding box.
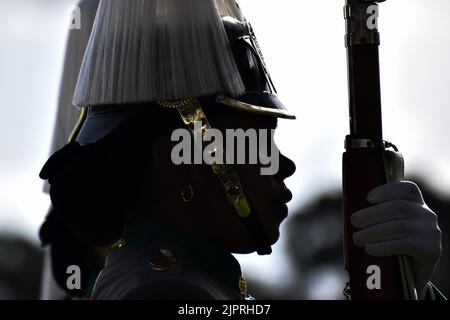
[123,217,247,297]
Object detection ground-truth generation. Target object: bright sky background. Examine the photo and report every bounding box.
[0,0,449,290]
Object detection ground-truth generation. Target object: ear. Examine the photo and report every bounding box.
[152,135,219,193]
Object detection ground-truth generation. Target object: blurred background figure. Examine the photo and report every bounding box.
[39,0,100,300]
[0,0,448,299]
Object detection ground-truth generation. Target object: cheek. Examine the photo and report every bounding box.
[238,168,275,219]
[240,170,285,244]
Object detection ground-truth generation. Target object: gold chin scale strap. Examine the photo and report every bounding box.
[158,98,251,218]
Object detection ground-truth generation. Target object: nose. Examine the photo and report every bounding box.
[277,153,296,180]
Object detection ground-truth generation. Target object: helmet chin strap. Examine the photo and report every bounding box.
[160,98,273,256]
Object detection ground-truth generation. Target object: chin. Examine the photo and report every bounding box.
[230,229,280,254]
[272,228,281,243]
[233,247,258,254]
[258,225,280,246]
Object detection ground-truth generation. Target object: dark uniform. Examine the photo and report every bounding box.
[92,219,248,300]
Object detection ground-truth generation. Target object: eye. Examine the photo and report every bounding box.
[257,128,276,157]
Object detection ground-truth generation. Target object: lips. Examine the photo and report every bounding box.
[280,203,289,216]
[281,189,293,203]
[275,182,293,204]
[273,184,292,221]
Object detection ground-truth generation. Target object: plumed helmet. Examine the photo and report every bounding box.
[72,0,295,144]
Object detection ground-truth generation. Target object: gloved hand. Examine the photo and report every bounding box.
[351,181,442,298]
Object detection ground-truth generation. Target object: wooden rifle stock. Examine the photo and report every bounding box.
[342,0,417,299]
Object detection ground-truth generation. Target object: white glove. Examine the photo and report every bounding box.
[351,181,442,297]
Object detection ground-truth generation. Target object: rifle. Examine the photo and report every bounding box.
[342,0,417,299]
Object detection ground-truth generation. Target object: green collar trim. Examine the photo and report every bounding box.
[123,217,244,295]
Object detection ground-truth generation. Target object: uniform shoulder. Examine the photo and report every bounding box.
[122,277,215,300]
[121,246,217,300]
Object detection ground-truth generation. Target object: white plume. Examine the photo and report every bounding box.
[73,0,246,107]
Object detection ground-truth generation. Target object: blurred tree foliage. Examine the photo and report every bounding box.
[0,235,42,299]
